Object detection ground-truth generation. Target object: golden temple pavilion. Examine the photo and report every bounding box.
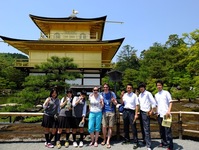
[0,12,124,92]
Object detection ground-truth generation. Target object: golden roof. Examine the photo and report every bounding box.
[0,36,124,61]
[29,14,107,41]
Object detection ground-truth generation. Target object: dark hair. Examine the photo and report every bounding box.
[138,82,146,89]
[80,90,87,96]
[127,83,133,88]
[156,80,164,86]
[66,89,73,94]
[49,88,58,98]
[103,83,110,88]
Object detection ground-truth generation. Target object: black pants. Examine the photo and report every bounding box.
[157,115,173,149]
[123,109,138,143]
[140,110,151,148]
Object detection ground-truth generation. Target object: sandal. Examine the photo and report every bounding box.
[107,144,111,149]
[94,142,98,147]
[101,141,106,146]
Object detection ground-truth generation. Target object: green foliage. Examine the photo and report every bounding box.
[113,29,199,100]
[36,56,81,93]
[23,116,42,123]
[0,53,28,91]
[3,56,81,111]
[122,69,139,89]
[115,45,139,72]
[0,105,18,112]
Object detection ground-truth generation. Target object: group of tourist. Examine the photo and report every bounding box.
[41,80,173,150]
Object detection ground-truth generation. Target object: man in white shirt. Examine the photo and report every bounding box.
[155,80,173,150]
[138,82,157,150]
[120,83,139,149]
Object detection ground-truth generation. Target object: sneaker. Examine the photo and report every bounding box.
[65,141,69,148]
[56,142,61,149]
[79,141,84,147]
[73,141,78,148]
[94,142,98,147]
[47,143,54,148]
[147,148,152,150]
[45,142,47,147]
[133,144,138,149]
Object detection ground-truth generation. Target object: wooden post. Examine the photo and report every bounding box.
[178,112,183,139]
[9,116,12,123]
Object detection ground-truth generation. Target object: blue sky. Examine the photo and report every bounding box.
[0,0,199,62]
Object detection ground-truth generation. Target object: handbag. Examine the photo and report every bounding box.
[118,104,124,113]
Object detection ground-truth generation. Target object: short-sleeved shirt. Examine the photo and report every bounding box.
[138,90,157,112]
[102,91,117,113]
[155,90,172,117]
[122,92,139,110]
[89,94,103,113]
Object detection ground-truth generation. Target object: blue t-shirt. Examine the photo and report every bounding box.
[101,91,117,113]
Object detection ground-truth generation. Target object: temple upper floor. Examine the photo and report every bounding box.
[30,14,106,41]
[39,30,99,41]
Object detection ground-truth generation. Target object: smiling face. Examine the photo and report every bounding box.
[103,84,109,93]
[93,87,99,94]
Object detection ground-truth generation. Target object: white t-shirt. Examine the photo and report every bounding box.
[89,94,103,113]
[122,92,139,110]
[155,90,172,117]
[138,90,157,112]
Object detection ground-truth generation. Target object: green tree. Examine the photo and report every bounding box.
[115,45,139,72]
[122,68,139,89]
[0,53,28,91]
[36,56,81,92]
[5,56,81,112]
[139,43,168,83]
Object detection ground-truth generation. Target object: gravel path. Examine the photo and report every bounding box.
[0,138,199,150]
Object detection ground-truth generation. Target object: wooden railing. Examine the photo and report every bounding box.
[14,59,114,68]
[0,111,199,140]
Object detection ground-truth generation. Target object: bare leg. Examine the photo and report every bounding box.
[90,133,94,145]
[106,127,112,145]
[95,132,99,143]
[57,128,62,134]
[102,126,107,144]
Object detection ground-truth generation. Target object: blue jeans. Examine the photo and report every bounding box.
[88,112,102,133]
